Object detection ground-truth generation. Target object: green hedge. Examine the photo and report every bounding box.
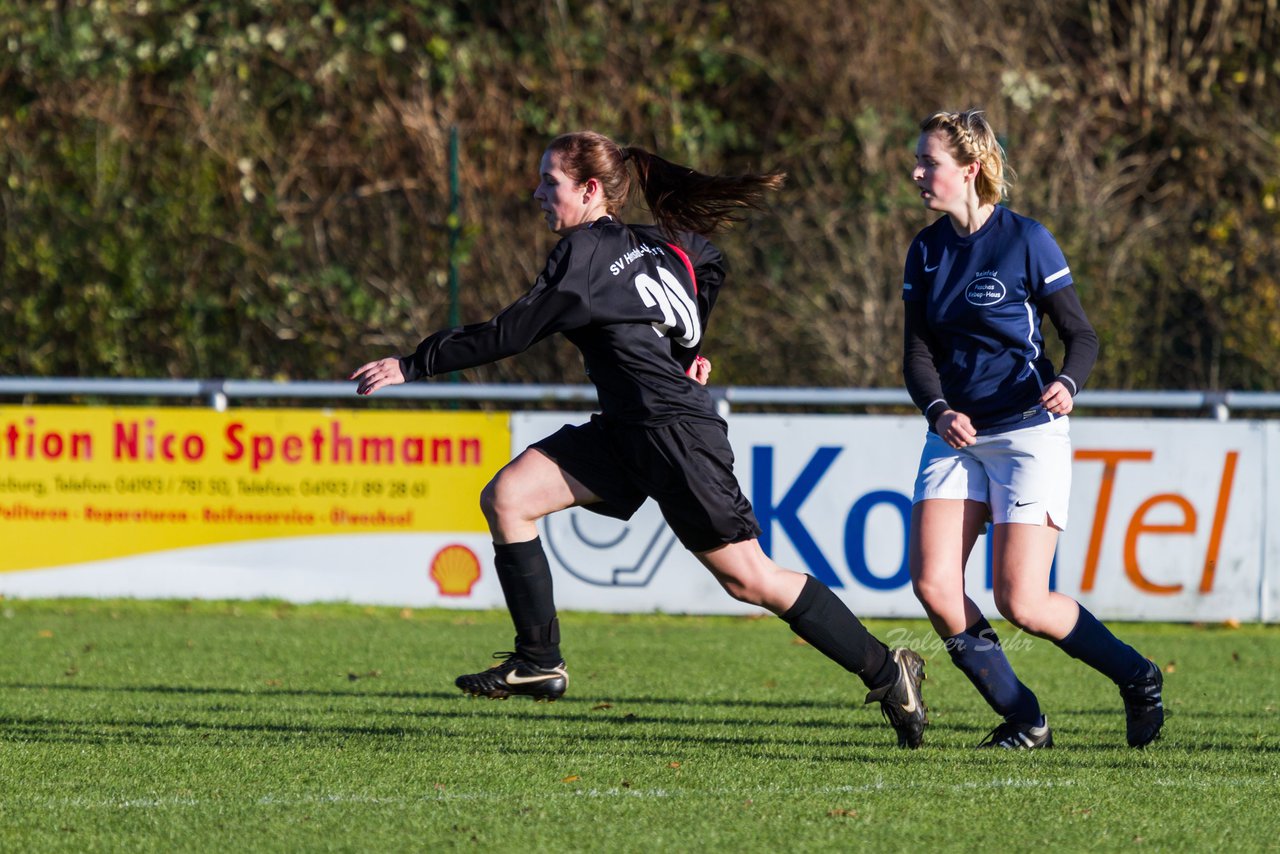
[3,1,1278,390]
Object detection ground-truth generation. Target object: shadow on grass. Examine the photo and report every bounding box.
[0,680,869,711]
[0,680,460,702]
[4,698,1268,759]
[32,681,1268,757]
[0,705,912,764]
[1042,741,1280,754]
[6,707,1270,765]
[0,680,902,738]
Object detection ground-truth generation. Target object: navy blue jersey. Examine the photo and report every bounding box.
[401,218,725,425]
[902,206,1074,431]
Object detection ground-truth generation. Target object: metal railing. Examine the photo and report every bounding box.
[3,376,1279,420]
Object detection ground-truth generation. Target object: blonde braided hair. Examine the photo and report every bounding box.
[920,109,1014,206]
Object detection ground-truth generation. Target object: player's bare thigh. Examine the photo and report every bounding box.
[481,447,601,543]
[910,498,988,636]
[990,518,1079,639]
[694,539,808,614]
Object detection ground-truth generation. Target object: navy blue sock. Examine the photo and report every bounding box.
[945,618,1041,724]
[493,538,562,666]
[781,575,894,689]
[1053,605,1148,684]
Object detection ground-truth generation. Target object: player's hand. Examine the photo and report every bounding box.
[1040,380,1073,415]
[349,357,406,396]
[686,355,712,385]
[936,410,977,448]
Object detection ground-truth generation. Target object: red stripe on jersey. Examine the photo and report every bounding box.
[665,242,697,295]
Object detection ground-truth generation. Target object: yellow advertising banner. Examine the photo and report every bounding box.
[0,405,509,573]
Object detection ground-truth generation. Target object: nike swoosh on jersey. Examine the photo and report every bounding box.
[924,264,939,272]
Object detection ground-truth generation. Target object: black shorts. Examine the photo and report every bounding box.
[530,414,762,553]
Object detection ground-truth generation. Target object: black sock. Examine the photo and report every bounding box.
[780,575,894,689]
[493,537,562,666]
[945,618,1041,724]
[1053,605,1148,684]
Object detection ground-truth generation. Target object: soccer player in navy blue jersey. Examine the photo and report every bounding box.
[350,130,928,747]
[902,110,1164,749]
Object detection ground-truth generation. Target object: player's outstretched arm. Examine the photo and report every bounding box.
[349,357,406,396]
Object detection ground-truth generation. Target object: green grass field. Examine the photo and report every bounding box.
[1,599,1276,852]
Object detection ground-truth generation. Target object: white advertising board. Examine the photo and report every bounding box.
[512,413,1270,622]
[0,533,505,607]
[2,405,1271,621]
[1265,421,1280,622]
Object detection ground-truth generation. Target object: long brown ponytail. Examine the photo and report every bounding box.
[547,131,784,237]
[624,147,784,236]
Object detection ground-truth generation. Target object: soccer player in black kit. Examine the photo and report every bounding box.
[350,131,928,748]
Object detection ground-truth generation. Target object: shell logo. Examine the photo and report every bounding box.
[429,544,481,596]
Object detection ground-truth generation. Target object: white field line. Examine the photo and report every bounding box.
[9,775,1279,810]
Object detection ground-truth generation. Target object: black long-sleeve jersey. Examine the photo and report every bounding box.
[400,217,726,426]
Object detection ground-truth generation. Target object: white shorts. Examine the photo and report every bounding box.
[912,416,1072,529]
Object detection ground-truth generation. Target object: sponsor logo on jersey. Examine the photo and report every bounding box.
[964,275,1007,306]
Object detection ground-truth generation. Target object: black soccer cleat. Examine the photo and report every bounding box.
[455,651,568,701]
[977,715,1054,749]
[864,647,929,749]
[1119,659,1164,748]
